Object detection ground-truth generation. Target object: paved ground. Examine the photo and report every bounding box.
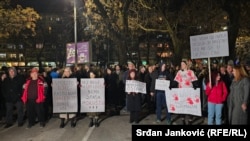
[0,107,207,141]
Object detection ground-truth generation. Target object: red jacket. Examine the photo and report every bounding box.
[21,77,45,104]
[205,81,228,104]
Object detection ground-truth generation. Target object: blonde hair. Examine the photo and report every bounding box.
[62,67,72,78]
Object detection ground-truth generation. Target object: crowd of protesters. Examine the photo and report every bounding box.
[0,58,249,129]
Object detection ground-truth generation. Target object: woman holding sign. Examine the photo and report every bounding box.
[174,60,198,125]
[86,70,102,127]
[58,67,77,128]
[205,71,228,125]
[126,69,142,124]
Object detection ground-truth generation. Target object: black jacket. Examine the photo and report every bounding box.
[2,75,25,103]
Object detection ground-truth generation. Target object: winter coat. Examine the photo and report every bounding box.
[228,77,250,124]
[22,77,46,104]
[205,81,228,104]
[2,75,25,103]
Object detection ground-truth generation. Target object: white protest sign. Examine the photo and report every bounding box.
[52,78,78,113]
[190,31,229,59]
[155,79,170,90]
[165,88,201,116]
[125,80,146,94]
[80,78,105,112]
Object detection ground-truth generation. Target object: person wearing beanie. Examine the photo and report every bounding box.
[2,67,25,128]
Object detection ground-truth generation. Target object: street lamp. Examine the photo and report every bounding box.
[73,0,77,67]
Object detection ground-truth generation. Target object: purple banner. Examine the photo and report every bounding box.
[77,42,89,63]
[66,42,90,64]
[66,43,76,64]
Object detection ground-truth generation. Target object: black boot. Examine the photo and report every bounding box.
[94,118,99,127]
[71,117,76,128]
[89,118,94,127]
[60,118,65,128]
[187,119,192,125]
[182,119,186,125]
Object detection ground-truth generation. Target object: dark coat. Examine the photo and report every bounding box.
[127,92,141,112]
[2,75,25,103]
[104,73,118,105]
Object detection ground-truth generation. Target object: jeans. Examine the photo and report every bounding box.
[207,102,223,125]
[156,91,171,121]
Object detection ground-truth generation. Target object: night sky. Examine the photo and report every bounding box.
[14,0,70,13]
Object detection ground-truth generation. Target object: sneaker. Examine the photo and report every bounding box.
[88,121,94,127]
[166,120,171,125]
[40,122,45,128]
[95,121,99,127]
[71,120,76,128]
[187,120,192,125]
[154,120,161,124]
[26,124,32,129]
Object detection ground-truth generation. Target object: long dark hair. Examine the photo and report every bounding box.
[127,69,138,80]
[211,70,220,87]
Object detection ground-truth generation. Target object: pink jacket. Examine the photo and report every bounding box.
[21,77,45,104]
[205,81,228,104]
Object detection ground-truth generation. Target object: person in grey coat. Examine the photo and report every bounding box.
[228,65,250,125]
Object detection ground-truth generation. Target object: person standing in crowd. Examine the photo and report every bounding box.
[114,64,125,108]
[126,69,142,124]
[151,62,175,125]
[244,60,250,75]
[219,64,233,124]
[138,65,147,106]
[41,69,52,122]
[74,65,84,117]
[2,67,25,128]
[104,67,119,116]
[174,60,198,125]
[87,70,102,127]
[83,63,91,78]
[0,71,7,122]
[21,67,46,128]
[122,62,136,112]
[57,67,77,128]
[50,68,60,79]
[196,63,208,118]
[144,64,155,113]
[205,71,228,125]
[228,65,250,125]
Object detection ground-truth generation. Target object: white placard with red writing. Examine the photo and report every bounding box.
[80,78,105,112]
[165,88,202,116]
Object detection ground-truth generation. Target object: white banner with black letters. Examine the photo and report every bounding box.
[125,80,146,94]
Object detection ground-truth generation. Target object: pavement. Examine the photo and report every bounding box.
[0,106,207,141]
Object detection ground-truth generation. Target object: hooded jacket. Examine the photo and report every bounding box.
[2,67,25,103]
